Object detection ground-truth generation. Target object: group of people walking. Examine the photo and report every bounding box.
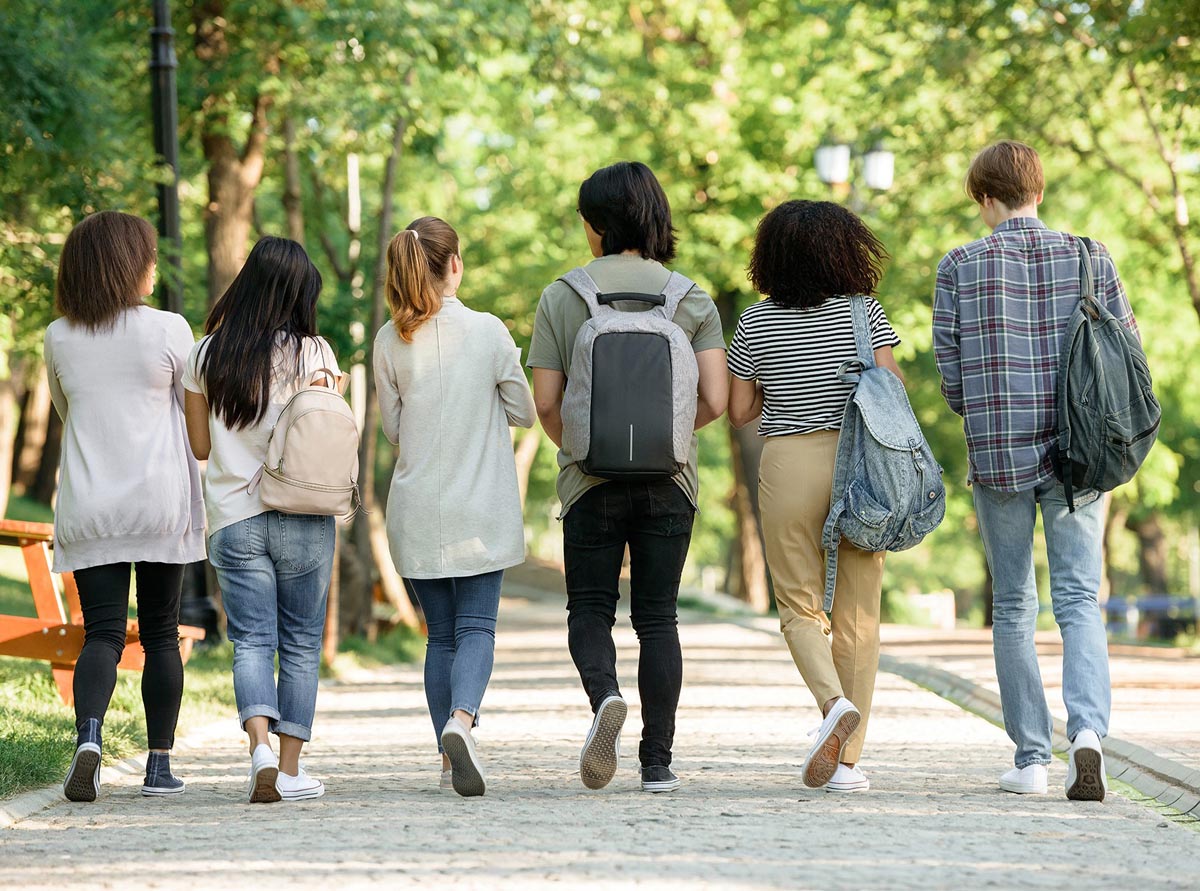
[47,139,1134,806]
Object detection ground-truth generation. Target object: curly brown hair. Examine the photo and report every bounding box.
[747,200,888,309]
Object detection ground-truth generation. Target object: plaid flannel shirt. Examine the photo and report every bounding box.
[933,217,1138,492]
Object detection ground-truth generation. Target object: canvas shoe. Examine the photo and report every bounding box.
[141,751,185,796]
[276,766,325,801]
[247,743,281,803]
[1066,729,1107,802]
[825,763,870,793]
[640,765,681,793]
[579,694,627,790]
[999,763,1048,794]
[439,769,454,791]
[63,718,103,802]
[801,698,860,789]
[441,719,486,798]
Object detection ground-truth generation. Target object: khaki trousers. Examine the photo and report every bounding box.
[758,430,885,764]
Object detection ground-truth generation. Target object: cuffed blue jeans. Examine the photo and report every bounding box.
[973,480,1110,768]
[405,570,503,753]
[209,512,334,741]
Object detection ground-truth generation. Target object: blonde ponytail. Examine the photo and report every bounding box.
[385,217,460,342]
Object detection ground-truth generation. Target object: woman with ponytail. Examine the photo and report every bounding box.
[182,236,343,803]
[374,216,535,797]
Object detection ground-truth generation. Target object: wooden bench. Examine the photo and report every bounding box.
[0,519,205,704]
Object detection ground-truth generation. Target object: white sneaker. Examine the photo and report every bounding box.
[801,698,860,789]
[999,763,1048,794]
[439,769,453,791]
[579,695,627,790]
[1066,729,1107,802]
[276,766,325,800]
[825,764,870,793]
[247,744,281,803]
[440,719,486,798]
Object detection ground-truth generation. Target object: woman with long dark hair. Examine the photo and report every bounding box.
[374,216,535,797]
[183,236,342,803]
[48,211,205,802]
[727,200,903,793]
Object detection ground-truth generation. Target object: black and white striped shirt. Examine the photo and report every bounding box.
[727,296,901,436]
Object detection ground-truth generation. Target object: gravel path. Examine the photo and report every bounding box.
[2,585,1197,890]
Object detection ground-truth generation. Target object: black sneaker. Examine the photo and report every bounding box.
[142,751,185,796]
[63,718,102,802]
[579,694,626,790]
[641,765,681,793]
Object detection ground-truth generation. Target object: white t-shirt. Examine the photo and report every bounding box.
[182,334,341,535]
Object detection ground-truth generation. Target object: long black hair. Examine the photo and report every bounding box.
[200,236,322,430]
[577,161,677,262]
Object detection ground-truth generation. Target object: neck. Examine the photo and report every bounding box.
[992,204,1039,229]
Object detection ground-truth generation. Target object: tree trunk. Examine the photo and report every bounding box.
[0,363,20,517]
[282,116,305,245]
[11,363,50,496]
[727,424,771,612]
[513,427,541,510]
[1127,511,1171,593]
[1102,495,1129,604]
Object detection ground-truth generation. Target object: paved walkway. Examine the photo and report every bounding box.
[3,581,1199,890]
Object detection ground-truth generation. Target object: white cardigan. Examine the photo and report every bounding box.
[44,305,207,572]
[373,298,536,579]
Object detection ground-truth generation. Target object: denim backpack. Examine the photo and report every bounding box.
[1054,237,1160,511]
[820,296,945,609]
[558,268,699,480]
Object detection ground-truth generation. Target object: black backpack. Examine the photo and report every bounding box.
[1054,237,1160,511]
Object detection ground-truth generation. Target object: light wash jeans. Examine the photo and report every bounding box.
[209,512,334,741]
[404,570,503,753]
[973,480,1110,768]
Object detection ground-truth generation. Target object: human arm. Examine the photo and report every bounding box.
[727,375,763,429]
[183,390,211,460]
[931,258,964,416]
[372,332,402,446]
[495,323,537,428]
[42,330,68,421]
[694,348,728,430]
[531,367,566,447]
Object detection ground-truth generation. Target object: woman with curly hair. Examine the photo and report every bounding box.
[727,200,903,794]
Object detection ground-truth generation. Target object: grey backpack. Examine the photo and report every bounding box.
[558,268,699,480]
[821,296,945,609]
[1054,237,1160,511]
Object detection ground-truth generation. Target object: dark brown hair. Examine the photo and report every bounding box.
[966,140,1045,208]
[748,200,888,309]
[385,216,460,342]
[578,161,677,262]
[55,211,157,329]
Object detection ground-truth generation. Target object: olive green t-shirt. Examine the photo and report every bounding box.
[526,254,727,517]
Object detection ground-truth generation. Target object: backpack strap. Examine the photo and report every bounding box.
[836,295,877,384]
[657,272,695,321]
[558,268,610,318]
[1077,236,1101,322]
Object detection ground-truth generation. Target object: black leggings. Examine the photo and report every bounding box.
[72,562,185,750]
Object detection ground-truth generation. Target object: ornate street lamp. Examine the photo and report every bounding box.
[863,142,896,191]
[814,138,852,186]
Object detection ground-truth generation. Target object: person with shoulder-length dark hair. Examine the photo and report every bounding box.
[374,216,535,797]
[47,211,206,802]
[527,161,728,794]
[727,200,903,794]
[182,236,343,803]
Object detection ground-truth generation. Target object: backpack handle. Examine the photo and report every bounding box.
[1077,237,1101,321]
[309,367,339,388]
[559,268,694,321]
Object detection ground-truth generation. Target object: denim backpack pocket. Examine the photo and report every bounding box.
[842,481,894,552]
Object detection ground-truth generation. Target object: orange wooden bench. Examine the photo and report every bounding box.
[0,519,205,704]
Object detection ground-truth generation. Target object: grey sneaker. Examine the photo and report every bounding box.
[441,719,486,797]
[141,751,185,796]
[579,694,627,790]
[640,765,681,793]
[64,718,102,802]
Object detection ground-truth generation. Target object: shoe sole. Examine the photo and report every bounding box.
[249,765,281,803]
[442,730,486,798]
[580,698,627,790]
[278,786,325,801]
[999,778,1048,794]
[825,782,870,793]
[1067,749,1106,802]
[141,784,186,796]
[802,710,860,789]
[641,779,681,794]
[64,744,101,802]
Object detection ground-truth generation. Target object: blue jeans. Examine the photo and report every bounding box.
[405,570,503,753]
[973,480,1110,768]
[209,512,334,741]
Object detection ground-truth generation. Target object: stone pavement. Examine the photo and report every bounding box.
[2,579,1199,891]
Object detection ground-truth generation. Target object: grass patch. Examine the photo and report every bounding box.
[0,644,236,800]
[331,624,425,673]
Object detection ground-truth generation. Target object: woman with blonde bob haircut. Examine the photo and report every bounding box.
[373,216,535,797]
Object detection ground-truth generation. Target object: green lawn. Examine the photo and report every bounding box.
[0,495,422,800]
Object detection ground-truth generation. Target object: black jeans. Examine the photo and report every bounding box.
[563,480,695,768]
[73,562,185,750]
